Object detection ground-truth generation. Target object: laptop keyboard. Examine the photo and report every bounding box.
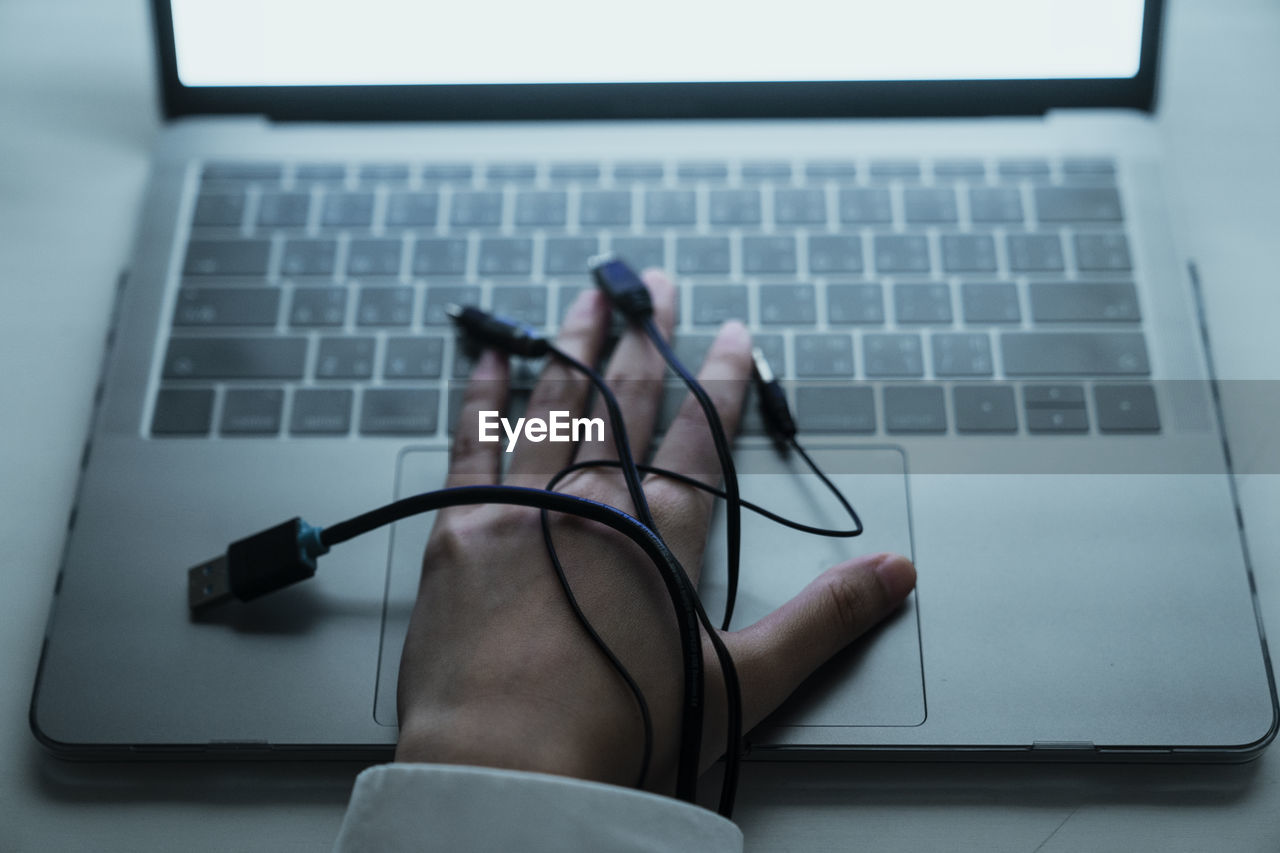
[152,156,1159,439]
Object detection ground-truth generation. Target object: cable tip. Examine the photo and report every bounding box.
[751,346,775,385]
[444,303,465,321]
[586,252,618,272]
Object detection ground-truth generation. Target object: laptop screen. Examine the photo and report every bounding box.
[154,0,1162,119]
[171,0,1145,87]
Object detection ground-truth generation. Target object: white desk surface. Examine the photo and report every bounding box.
[2,1,1278,850]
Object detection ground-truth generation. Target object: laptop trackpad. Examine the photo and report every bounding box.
[375,446,924,730]
[700,446,924,730]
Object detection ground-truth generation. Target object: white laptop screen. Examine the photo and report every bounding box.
[171,0,1146,88]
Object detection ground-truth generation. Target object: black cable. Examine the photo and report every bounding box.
[321,484,708,805]
[643,318,743,633]
[551,452,864,538]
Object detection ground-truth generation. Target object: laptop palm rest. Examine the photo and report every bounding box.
[376,446,924,734]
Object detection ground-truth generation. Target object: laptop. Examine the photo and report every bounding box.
[31,0,1277,762]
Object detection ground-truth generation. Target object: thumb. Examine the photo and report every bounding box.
[722,552,916,732]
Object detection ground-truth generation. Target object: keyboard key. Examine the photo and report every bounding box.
[961,283,1020,323]
[1024,383,1086,407]
[795,333,855,377]
[827,283,884,325]
[360,388,440,435]
[384,337,446,379]
[773,188,827,225]
[676,237,731,275]
[491,285,548,325]
[192,192,245,227]
[808,235,864,274]
[611,237,665,272]
[294,164,346,183]
[424,285,475,324]
[932,159,986,179]
[804,160,857,179]
[358,163,410,183]
[894,283,952,323]
[515,191,568,227]
[903,188,958,223]
[874,235,931,274]
[754,334,786,376]
[869,160,921,181]
[184,239,270,277]
[421,163,473,182]
[486,163,537,182]
[478,238,533,275]
[1002,333,1149,376]
[316,336,376,379]
[579,190,632,226]
[413,238,468,276]
[549,162,601,181]
[174,288,279,327]
[290,288,347,327]
[450,191,504,227]
[742,236,797,274]
[677,161,728,180]
[203,162,281,182]
[646,190,697,225]
[1030,282,1140,323]
[386,192,440,227]
[347,238,404,277]
[838,188,892,223]
[544,236,599,275]
[220,388,283,435]
[759,283,816,325]
[741,161,791,180]
[969,187,1023,223]
[1074,233,1132,272]
[1094,383,1160,432]
[1062,158,1116,177]
[1024,383,1089,432]
[953,385,1017,433]
[257,191,310,227]
[163,337,307,379]
[941,234,997,273]
[692,285,748,325]
[613,161,665,181]
[1034,187,1123,223]
[709,189,762,225]
[1007,233,1065,272]
[863,333,924,377]
[281,238,337,277]
[997,158,1051,180]
[674,334,715,369]
[290,389,353,435]
[795,386,876,433]
[357,287,414,326]
[321,191,374,227]
[883,385,947,433]
[932,332,993,376]
[151,388,214,435]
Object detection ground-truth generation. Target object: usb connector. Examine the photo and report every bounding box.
[447,303,550,358]
[589,254,653,321]
[187,517,329,613]
[751,347,796,446]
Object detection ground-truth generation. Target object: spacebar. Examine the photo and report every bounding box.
[1001,332,1150,376]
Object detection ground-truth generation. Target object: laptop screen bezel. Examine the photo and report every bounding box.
[151,0,1164,120]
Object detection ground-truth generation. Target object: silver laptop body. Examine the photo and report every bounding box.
[31,0,1276,762]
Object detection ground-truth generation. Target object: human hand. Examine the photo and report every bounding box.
[395,270,916,792]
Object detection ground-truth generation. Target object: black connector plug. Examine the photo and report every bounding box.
[447,303,549,358]
[751,346,796,447]
[187,517,328,613]
[589,254,653,322]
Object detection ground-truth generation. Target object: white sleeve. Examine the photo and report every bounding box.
[333,763,742,853]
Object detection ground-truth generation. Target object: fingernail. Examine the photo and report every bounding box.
[873,554,917,601]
